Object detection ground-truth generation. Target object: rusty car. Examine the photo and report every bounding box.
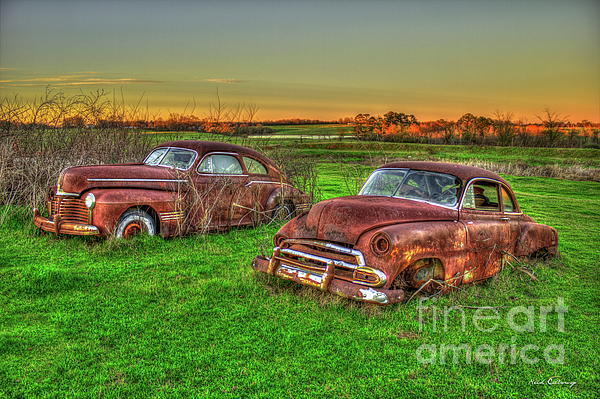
[252,161,558,305]
[34,140,309,238]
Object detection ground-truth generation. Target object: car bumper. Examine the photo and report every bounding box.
[33,208,100,236]
[251,255,405,305]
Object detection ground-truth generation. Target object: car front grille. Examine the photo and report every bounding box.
[49,196,90,224]
[272,239,385,287]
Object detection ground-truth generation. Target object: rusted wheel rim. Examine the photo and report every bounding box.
[123,221,144,239]
[273,204,292,220]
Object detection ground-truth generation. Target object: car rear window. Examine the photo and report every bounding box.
[198,154,244,175]
[463,181,500,211]
[243,157,268,175]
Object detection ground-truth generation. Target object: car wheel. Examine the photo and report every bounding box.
[115,209,157,239]
[271,202,295,221]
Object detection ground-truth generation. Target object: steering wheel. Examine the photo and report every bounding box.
[431,187,457,203]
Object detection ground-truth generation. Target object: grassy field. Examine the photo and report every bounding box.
[262,124,354,136]
[1,131,599,398]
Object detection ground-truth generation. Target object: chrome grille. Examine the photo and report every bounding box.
[272,239,385,287]
[49,196,90,224]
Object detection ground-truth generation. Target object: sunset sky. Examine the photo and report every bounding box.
[1,0,599,121]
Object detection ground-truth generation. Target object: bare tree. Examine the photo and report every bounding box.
[244,103,260,123]
[536,109,568,147]
[493,111,516,146]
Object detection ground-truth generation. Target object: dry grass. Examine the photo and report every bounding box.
[458,160,600,182]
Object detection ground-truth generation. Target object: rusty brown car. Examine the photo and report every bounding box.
[34,141,309,238]
[252,161,558,305]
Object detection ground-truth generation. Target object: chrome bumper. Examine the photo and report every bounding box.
[252,254,405,305]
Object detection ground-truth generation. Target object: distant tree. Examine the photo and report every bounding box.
[457,113,492,143]
[492,111,516,146]
[353,113,375,138]
[592,129,600,145]
[438,119,456,144]
[537,109,568,147]
[383,111,418,127]
[457,113,477,143]
[474,116,494,140]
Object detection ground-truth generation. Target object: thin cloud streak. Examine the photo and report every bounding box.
[1,76,163,87]
[203,78,246,84]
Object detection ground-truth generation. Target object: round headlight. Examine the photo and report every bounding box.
[371,232,391,256]
[274,234,287,248]
[84,193,96,209]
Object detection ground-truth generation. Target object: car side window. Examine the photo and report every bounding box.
[198,154,244,175]
[243,157,268,175]
[501,186,516,212]
[463,181,500,212]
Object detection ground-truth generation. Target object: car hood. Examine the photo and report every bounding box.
[58,164,188,194]
[282,196,458,245]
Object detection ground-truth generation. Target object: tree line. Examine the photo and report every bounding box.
[352,111,600,148]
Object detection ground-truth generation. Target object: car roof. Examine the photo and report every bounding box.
[156,140,274,164]
[379,161,509,186]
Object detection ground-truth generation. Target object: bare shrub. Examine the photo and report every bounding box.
[0,128,153,223]
[0,88,158,225]
[339,164,366,196]
[230,141,320,205]
[170,172,245,235]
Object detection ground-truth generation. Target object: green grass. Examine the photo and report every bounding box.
[1,150,599,397]
[262,124,354,136]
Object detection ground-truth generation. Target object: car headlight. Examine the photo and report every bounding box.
[84,193,96,209]
[371,232,391,256]
[274,234,287,248]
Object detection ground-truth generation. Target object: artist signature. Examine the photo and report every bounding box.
[530,376,576,388]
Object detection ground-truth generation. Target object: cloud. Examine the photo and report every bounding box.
[1,76,163,87]
[56,78,163,85]
[0,68,17,71]
[204,78,245,84]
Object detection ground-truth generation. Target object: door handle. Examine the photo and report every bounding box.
[500,217,510,221]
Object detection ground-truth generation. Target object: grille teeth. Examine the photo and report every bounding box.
[50,196,89,224]
[278,240,361,283]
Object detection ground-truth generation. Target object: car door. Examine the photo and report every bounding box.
[239,156,277,224]
[193,152,250,229]
[459,179,511,282]
[499,184,523,254]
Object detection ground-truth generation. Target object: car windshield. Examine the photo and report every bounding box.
[359,168,462,207]
[144,148,196,170]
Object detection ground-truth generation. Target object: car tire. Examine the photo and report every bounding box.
[115,209,157,239]
[271,202,295,221]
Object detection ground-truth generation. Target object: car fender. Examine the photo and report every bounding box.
[86,188,180,235]
[354,221,469,288]
[515,222,558,257]
[266,184,309,211]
